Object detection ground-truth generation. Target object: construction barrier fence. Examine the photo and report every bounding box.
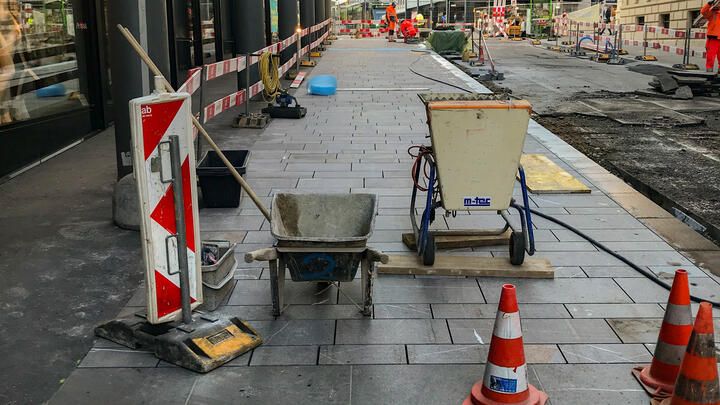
[176,18,332,126]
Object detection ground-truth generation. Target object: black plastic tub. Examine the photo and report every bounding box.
[197,150,249,208]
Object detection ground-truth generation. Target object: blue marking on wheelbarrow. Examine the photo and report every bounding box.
[300,253,337,280]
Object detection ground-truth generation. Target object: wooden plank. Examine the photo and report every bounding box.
[378,255,555,279]
[401,231,510,250]
[519,154,592,194]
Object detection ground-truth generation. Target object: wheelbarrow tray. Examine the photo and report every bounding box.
[418,93,532,211]
[270,193,378,281]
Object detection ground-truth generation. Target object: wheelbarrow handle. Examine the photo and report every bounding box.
[367,249,389,264]
[244,248,278,263]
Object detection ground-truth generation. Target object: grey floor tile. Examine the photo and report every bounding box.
[78,347,159,368]
[407,344,565,364]
[339,277,485,304]
[552,228,662,242]
[477,279,632,303]
[249,346,318,366]
[614,277,720,303]
[559,344,652,363]
[581,266,644,278]
[448,318,621,344]
[319,345,407,365]
[250,320,335,346]
[606,319,661,343]
[531,364,650,405]
[227,280,337,305]
[565,303,665,318]
[431,303,571,319]
[189,366,352,404]
[49,368,198,404]
[374,304,432,318]
[350,364,485,405]
[335,319,451,344]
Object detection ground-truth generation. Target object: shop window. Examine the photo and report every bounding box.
[0,1,85,126]
[660,13,670,28]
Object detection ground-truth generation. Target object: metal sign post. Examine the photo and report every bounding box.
[168,134,192,326]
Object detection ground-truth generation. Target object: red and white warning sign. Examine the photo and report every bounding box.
[129,90,203,324]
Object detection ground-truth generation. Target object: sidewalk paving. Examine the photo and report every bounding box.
[49,38,720,405]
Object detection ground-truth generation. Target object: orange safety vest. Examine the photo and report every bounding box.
[702,3,720,37]
[386,5,397,29]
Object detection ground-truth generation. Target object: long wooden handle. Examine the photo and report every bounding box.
[117,24,272,221]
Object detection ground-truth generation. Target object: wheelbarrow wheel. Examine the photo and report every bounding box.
[509,231,525,266]
[423,233,436,266]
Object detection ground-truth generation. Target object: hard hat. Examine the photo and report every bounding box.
[415,13,425,22]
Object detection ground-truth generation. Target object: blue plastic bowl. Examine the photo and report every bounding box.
[308,75,337,96]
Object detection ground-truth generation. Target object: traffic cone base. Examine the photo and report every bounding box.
[463,382,548,405]
[632,269,693,398]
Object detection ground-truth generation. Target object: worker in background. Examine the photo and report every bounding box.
[386,2,398,42]
[701,0,720,72]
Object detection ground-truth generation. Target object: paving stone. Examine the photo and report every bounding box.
[49,368,198,404]
[335,319,452,344]
[608,192,673,219]
[407,344,565,364]
[448,319,621,344]
[78,346,159,368]
[601,241,676,251]
[606,319,661,343]
[250,320,335,346]
[297,178,364,188]
[559,344,652,363]
[581,266,646,278]
[249,346,318,366]
[227,280,337,305]
[532,214,646,230]
[565,303,665,318]
[614,277,720,303]
[431,303,571,319]
[552,228,663,242]
[641,218,720,251]
[531,364,650,405]
[189,366,352,404]
[373,304,433,318]
[339,277,485,304]
[530,194,619,208]
[350,364,512,404]
[477,279,632,303]
[318,345,407,365]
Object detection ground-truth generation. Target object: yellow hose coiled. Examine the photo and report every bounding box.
[259,51,280,101]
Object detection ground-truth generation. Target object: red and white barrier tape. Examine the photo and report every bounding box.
[178,67,202,95]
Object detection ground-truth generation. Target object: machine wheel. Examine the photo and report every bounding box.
[423,233,436,266]
[509,231,525,266]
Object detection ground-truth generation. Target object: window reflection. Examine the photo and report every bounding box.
[0,0,84,126]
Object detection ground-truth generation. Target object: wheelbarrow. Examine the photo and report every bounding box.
[245,193,387,317]
[409,93,536,266]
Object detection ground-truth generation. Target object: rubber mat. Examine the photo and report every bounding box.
[520,154,591,194]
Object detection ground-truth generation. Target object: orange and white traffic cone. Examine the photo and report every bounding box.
[463,284,548,405]
[633,269,693,398]
[654,302,720,405]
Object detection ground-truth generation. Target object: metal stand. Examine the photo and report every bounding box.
[636,24,657,61]
[234,53,271,129]
[673,26,700,70]
[95,135,262,373]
